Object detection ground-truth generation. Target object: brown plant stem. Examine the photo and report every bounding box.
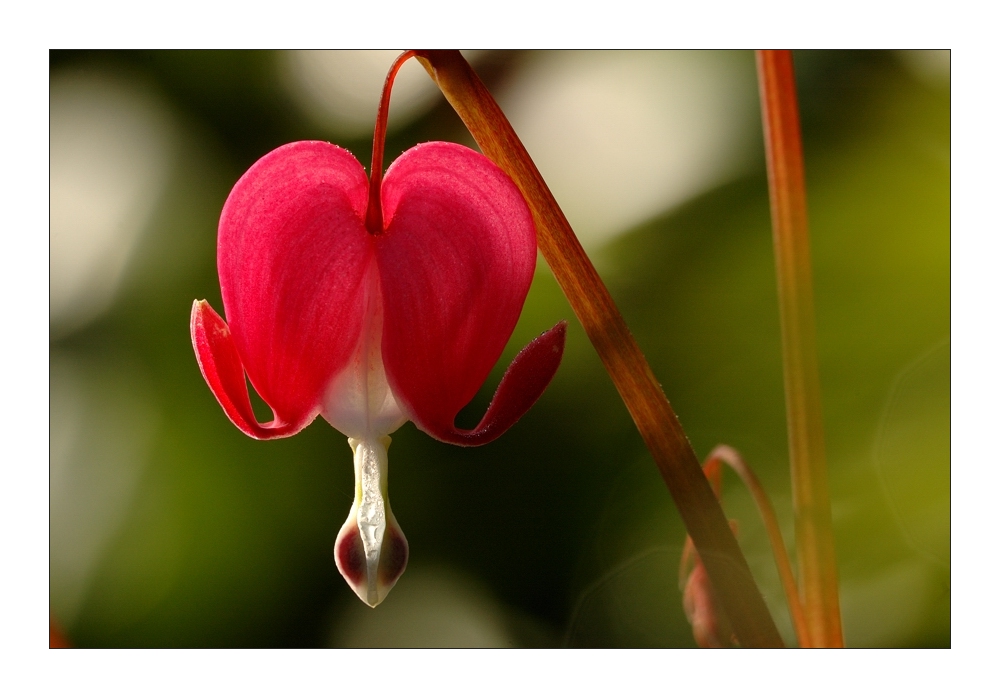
[416,49,783,647]
[756,49,843,647]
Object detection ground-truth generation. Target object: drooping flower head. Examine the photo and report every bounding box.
[191,51,565,606]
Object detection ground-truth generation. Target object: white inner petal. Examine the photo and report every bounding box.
[322,265,408,440]
[351,437,389,604]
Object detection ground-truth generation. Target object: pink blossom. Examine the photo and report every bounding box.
[191,138,564,606]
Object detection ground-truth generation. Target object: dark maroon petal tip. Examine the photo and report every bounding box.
[417,321,567,447]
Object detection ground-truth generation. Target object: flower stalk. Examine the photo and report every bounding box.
[365,50,415,235]
[415,49,783,647]
[756,49,843,647]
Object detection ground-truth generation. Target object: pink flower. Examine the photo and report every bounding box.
[191,138,565,606]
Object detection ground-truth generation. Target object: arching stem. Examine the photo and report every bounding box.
[365,50,416,236]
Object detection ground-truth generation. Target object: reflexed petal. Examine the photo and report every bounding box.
[444,321,566,445]
[376,142,541,443]
[191,300,307,439]
[218,141,373,428]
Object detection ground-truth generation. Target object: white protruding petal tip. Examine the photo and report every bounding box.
[334,437,408,607]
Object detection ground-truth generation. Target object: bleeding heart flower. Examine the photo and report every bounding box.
[190,53,565,607]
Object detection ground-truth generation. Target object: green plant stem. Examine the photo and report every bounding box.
[756,49,843,647]
[416,49,783,647]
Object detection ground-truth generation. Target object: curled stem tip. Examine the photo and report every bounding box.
[706,445,812,647]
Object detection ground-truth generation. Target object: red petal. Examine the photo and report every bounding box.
[375,141,558,444]
[440,322,566,446]
[217,141,373,429]
[191,300,306,439]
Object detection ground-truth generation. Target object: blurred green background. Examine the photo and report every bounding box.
[49,50,949,648]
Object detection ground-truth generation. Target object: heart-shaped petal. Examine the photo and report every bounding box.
[376,142,554,444]
[217,141,373,430]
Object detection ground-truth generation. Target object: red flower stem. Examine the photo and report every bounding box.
[756,49,843,647]
[705,445,812,647]
[415,49,783,647]
[365,50,416,235]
